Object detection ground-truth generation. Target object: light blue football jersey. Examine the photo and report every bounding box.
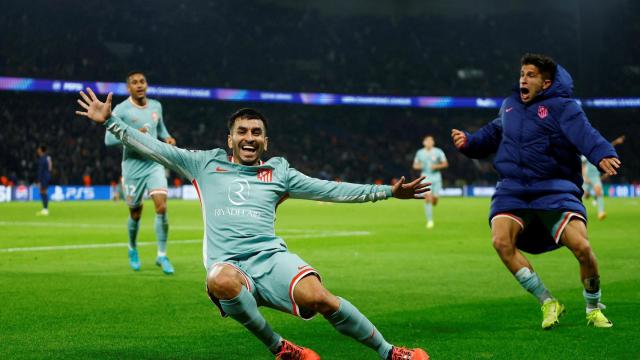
[414,147,447,183]
[104,116,393,269]
[105,97,171,178]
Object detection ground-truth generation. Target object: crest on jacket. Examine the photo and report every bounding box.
[537,105,548,119]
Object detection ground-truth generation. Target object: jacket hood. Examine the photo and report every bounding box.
[513,64,574,101]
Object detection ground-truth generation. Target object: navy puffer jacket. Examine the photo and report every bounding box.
[460,64,618,219]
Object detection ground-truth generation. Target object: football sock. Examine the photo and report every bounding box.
[425,203,433,222]
[155,213,168,256]
[327,297,392,359]
[219,287,281,352]
[515,267,552,304]
[583,289,601,312]
[127,216,139,250]
[596,196,605,213]
[42,193,48,209]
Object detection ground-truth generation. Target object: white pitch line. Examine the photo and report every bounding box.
[0,231,371,253]
[0,221,368,234]
[0,239,200,253]
[0,221,202,230]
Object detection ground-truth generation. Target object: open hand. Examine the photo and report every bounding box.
[392,176,431,199]
[75,88,113,123]
[599,157,621,176]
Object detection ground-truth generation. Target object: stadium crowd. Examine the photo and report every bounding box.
[1,1,638,187]
[1,92,636,187]
[2,1,638,97]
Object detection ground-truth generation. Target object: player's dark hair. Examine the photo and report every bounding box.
[126,71,146,83]
[521,53,557,81]
[228,108,269,133]
[37,145,47,152]
[423,134,434,141]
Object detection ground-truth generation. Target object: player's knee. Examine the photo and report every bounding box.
[207,267,242,299]
[572,240,594,264]
[299,287,334,313]
[155,202,167,215]
[492,234,515,256]
[130,210,142,221]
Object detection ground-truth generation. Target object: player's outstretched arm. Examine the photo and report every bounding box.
[558,102,620,175]
[391,176,431,199]
[76,88,203,180]
[451,118,502,159]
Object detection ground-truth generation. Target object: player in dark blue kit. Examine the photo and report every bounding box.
[452,54,621,329]
[36,145,52,216]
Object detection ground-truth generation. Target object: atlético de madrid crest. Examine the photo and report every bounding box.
[257,169,273,182]
[537,105,548,119]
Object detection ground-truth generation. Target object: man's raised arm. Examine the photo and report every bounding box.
[76,88,203,181]
[451,118,503,159]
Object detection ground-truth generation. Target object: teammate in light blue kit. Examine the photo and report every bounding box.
[105,71,177,274]
[77,89,431,360]
[582,135,625,221]
[413,135,448,229]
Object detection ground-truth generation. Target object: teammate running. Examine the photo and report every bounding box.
[413,135,448,229]
[105,71,176,274]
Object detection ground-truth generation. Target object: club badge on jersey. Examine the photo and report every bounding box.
[257,169,273,183]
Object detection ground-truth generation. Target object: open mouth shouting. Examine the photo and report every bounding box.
[520,87,531,102]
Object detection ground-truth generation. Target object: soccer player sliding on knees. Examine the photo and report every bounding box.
[452,53,621,330]
[76,88,431,360]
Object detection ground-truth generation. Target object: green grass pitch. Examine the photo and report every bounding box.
[1,197,639,359]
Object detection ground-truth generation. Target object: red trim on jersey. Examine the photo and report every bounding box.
[276,194,289,210]
[288,268,317,316]
[192,179,202,207]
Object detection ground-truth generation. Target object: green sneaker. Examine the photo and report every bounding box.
[541,299,565,329]
[586,308,613,328]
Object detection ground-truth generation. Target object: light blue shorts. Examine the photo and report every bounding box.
[122,166,168,208]
[421,178,442,197]
[208,250,321,319]
[582,175,602,196]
